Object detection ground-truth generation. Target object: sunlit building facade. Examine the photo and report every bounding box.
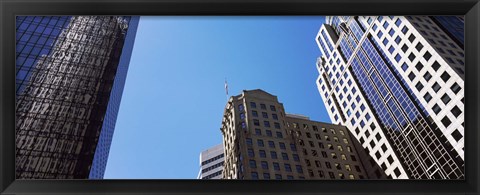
[15,16,139,179]
[220,89,385,180]
[197,144,225,179]
[315,16,464,179]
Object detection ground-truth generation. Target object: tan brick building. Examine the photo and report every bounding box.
[220,89,384,179]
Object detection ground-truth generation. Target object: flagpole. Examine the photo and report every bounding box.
[224,78,229,101]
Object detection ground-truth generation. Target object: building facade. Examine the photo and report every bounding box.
[197,144,225,179]
[220,89,385,180]
[315,16,464,179]
[15,16,139,179]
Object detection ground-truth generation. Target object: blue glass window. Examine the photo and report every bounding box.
[395,54,401,62]
[395,18,402,26]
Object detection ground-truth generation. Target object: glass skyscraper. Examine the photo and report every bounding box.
[15,16,139,179]
[315,16,464,179]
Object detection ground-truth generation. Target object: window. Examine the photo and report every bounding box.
[331,152,337,159]
[282,153,289,160]
[239,104,244,111]
[290,144,297,151]
[395,36,401,44]
[415,82,424,91]
[343,138,349,144]
[452,106,461,117]
[262,112,268,118]
[335,163,342,170]
[451,83,461,94]
[268,141,275,148]
[408,53,415,61]
[296,165,303,173]
[424,92,432,102]
[260,104,266,110]
[383,38,388,45]
[433,104,441,114]
[387,155,394,164]
[273,162,280,171]
[241,122,246,129]
[415,62,423,71]
[284,164,292,172]
[259,150,266,158]
[441,72,451,82]
[248,149,255,157]
[287,175,294,180]
[408,72,415,81]
[322,151,328,158]
[325,162,332,169]
[271,151,278,159]
[433,82,441,92]
[250,102,257,108]
[240,113,245,120]
[266,130,272,137]
[388,29,395,36]
[377,31,383,38]
[415,42,423,51]
[249,160,257,168]
[351,155,357,161]
[441,116,452,127]
[293,154,300,162]
[251,172,258,179]
[264,121,270,127]
[408,34,415,42]
[255,129,261,135]
[329,172,335,179]
[441,94,451,104]
[423,72,432,81]
[272,114,278,120]
[246,138,253,146]
[338,145,343,151]
[257,139,264,147]
[395,54,402,62]
[253,119,260,126]
[263,173,270,179]
[252,110,258,117]
[401,63,408,71]
[424,51,432,61]
[388,46,395,54]
[274,123,281,129]
[270,105,276,111]
[432,61,441,71]
[279,142,286,150]
[275,131,283,138]
[345,164,352,171]
[261,161,269,169]
[451,130,462,142]
[275,174,282,179]
[394,168,401,177]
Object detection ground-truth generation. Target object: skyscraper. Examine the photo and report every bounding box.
[197,144,225,179]
[15,16,139,179]
[315,16,464,179]
[220,89,385,179]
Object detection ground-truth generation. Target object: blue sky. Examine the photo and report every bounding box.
[104,16,328,179]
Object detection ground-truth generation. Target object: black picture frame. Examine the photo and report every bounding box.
[1,0,479,194]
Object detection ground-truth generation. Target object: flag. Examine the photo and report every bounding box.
[225,79,228,96]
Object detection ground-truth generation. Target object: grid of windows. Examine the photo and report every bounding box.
[315,16,464,179]
[15,16,135,179]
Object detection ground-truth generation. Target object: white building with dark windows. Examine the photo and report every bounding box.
[197,144,225,179]
[315,16,464,179]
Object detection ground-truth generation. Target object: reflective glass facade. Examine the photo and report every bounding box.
[15,16,139,179]
[316,16,464,179]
